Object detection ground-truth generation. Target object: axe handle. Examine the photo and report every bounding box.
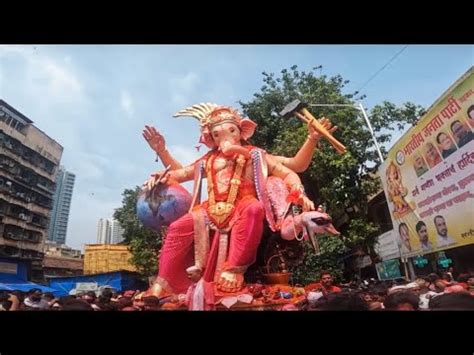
[295,111,347,154]
[301,108,347,154]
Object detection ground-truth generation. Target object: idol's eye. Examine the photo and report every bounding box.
[313,217,330,225]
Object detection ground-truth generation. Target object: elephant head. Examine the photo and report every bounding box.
[280,211,340,246]
[209,122,252,158]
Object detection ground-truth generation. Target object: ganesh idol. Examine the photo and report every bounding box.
[140,103,340,301]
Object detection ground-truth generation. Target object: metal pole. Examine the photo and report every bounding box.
[397,243,410,281]
[357,102,384,163]
[308,104,357,107]
[402,257,410,281]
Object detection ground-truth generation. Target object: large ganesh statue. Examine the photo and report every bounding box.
[137,103,342,310]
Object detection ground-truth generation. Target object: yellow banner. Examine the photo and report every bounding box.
[379,67,474,257]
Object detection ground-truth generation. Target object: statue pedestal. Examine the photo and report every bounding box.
[160,283,306,311]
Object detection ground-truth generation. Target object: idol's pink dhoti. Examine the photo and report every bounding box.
[156,196,264,294]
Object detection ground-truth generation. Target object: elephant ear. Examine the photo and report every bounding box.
[240,118,257,140]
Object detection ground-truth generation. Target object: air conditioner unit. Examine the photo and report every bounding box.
[7,232,14,238]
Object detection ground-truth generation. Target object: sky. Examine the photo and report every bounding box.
[0,45,472,251]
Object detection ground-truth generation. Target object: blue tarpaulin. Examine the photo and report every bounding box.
[0,258,60,295]
[0,279,59,294]
[48,271,144,297]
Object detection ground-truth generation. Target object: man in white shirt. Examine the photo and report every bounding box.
[408,279,440,310]
[434,215,456,247]
[24,289,49,310]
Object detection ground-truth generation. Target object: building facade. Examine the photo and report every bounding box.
[44,241,82,259]
[0,100,63,282]
[110,218,124,244]
[97,218,124,245]
[83,244,136,275]
[96,218,111,244]
[47,166,75,245]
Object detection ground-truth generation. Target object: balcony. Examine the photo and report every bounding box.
[30,218,48,229]
[36,182,54,194]
[0,245,22,258]
[4,231,23,241]
[3,230,42,244]
[0,135,56,177]
[0,246,44,260]
[24,233,41,243]
[2,141,14,151]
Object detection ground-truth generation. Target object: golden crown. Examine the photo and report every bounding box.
[174,103,242,128]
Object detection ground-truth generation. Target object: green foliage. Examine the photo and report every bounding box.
[291,237,347,285]
[113,187,162,278]
[240,65,425,281]
[343,218,380,250]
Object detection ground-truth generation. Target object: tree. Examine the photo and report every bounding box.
[113,187,162,279]
[240,65,425,282]
[291,238,347,285]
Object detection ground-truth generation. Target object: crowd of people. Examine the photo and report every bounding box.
[1,270,473,311]
[301,270,474,311]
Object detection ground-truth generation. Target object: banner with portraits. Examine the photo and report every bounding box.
[379,67,474,257]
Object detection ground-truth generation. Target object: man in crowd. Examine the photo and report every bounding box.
[305,270,342,295]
